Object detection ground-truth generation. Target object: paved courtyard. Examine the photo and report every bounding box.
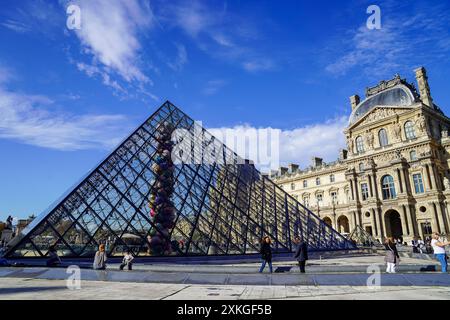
[0,277,449,300]
[0,254,448,300]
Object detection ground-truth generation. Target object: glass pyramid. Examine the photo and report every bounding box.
[6,101,355,258]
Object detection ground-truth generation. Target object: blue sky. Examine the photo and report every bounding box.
[1,0,450,221]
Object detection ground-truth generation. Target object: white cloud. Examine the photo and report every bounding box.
[326,6,450,77]
[0,67,131,151]
[202,80,227,96]
[242,59,275,73]
[167,43,188,72]
[161,1,275,73]
[207,117,348,171]
[67,0,154,84]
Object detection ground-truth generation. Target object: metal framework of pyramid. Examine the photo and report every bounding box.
[347,225,382,248]
[6,101,356,259]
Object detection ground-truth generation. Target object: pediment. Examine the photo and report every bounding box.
[347,106,415,130]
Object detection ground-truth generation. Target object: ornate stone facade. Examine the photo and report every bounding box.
[272,67,450,243]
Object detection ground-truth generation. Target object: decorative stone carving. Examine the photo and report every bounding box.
[365,131,374,148]
[416,115,427,133]
[359,108,399,126]
[392,122,402,140]
[444,177,450,191]
[347,138,354,153]
[394,150,403,160]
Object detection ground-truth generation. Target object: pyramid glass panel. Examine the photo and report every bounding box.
[6,101,356,258]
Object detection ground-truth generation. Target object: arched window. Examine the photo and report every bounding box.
[316,177,321,186]
[378,129,389,147]
[404,121,416,139]
[330,174,335,183]
[291,183,295,190]
[356,136,364,153]
[359,163,365,172]
[303,180,308,188]
[410,150,417,161]
[381,175,396,199]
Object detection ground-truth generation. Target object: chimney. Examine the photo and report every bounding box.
[339,149,348,160]
[415,67,433,108]
[311,157,323,168]
[350,95,360,111]
[288,163,299,173]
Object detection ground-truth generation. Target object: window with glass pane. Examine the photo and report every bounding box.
[404,121,416,139]
[303,197,309,207]
[378,129,389,147]
[316,177,320,185]
[361,183,369,201]
[410,150,417,161]
[316,194,323,206]
[413,173,424,194]
[356,136,364,153]
[331,191,338,204]
[303,180,307,188]
[291,183,295,190]
[330,174,335,183]
[381,175,396,199]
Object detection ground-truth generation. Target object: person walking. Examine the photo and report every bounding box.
[431,232,450,273]
[384,237,400,273]
[119,250,134,271]
[293,236,308,273]
[259,236,273,273]
[93,244,107,270]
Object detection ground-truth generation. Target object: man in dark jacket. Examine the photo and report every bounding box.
[293,237,308,273]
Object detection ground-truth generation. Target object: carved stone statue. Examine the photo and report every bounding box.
[392,123,402,140]
[394,150,402,160]
[347,138,354,152]
[444,177,450,191]
[365,131,374,148]
[416,115,427,133]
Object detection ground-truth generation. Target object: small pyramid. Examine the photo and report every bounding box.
[6,101,355,258]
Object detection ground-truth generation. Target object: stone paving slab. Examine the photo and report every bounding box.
[1,266,449,287]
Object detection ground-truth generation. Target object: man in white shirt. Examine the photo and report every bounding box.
[431,232,450,273]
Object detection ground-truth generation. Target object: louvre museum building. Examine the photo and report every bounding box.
[272,67,450,244]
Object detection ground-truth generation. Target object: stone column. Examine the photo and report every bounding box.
[379,208,386,239]
[351,211,356,231]
[430,202,440,233]
[397,169,404,194]
[349,178,355,201]
[424,164,432,191]
[368,174,374,198]
[435,201,448,234]
[401,205,410,236]
[429,165,437,190]
[371,208,378,237]
[406,205,416,237]
[399,168,408,194]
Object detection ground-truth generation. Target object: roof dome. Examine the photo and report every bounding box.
[349,84,416,125]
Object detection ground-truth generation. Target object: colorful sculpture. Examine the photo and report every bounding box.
[148,122,176,255]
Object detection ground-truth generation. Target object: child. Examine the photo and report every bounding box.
[120,250,134,271]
